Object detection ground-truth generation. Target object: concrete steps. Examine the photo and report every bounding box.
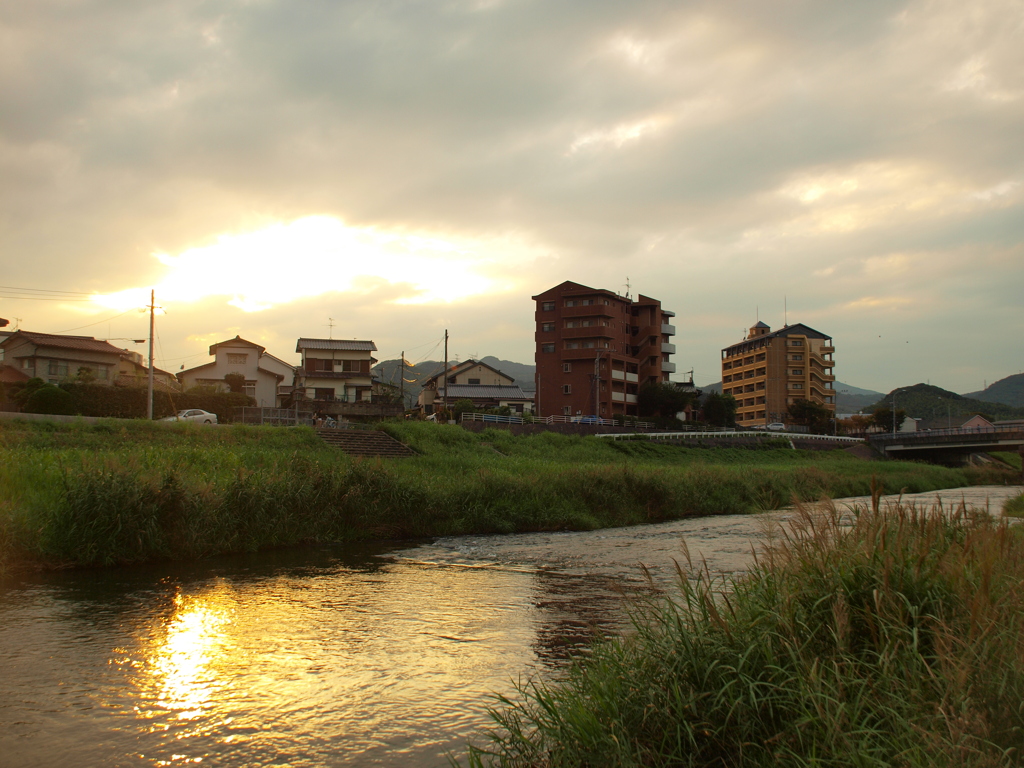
[316,428,417,458]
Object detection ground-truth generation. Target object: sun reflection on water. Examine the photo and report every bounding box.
[146,589,233,722]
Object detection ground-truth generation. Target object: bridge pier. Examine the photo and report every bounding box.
[1020,446,1024,483]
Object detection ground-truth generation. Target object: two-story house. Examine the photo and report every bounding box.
[417,359,533,415]
[0,331,124,385]
[178,336,295,406]
[294,338,377,409]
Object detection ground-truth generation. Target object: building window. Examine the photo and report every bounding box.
[581,298,594,306]
[790,354,803,361]
[541,322,554,332]
[243,383,256,398]
[790,383,804,389]
[566,342,579,349]
[468,378,480,384]
[789,340,803,346]
[791,369,804,375]
[565,300,576,307]
[582,341,595,348]
[563,362,572,373]
[227,353,248,365]
[541,301,555,311]
[563,406,572,415]
[314,387,335,400]
[565,321,578,328]
[541,344,555,353]
[563,384,571,395]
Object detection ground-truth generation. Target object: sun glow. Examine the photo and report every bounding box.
[91,216,523,313]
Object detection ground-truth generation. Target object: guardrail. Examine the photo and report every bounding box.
[461,413,526,425]
[597,430,863,442]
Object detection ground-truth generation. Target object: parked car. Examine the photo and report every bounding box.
[766,422,786,431]
[162,409,218,424]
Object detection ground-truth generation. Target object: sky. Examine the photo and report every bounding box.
[1,0,1022,394]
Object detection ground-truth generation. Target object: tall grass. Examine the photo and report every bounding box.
[462,497,1024,767]
[0,419,1007,571]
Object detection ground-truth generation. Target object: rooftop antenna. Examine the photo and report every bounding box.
[784,296,788,327]
[14,317,22,331]
[326,317,335,339]
[624,276,631,301]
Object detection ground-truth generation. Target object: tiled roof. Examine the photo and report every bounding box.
[0,364,30,383]
[209,335,265,355]
[439,384,531,400]
[296,338,377,352]
[1,330,125,355]
[423,359,514,386]
[723,323,831,352]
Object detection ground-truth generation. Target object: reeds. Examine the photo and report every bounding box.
[462,497,1024,767]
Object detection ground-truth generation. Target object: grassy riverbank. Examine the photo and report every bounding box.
[0,419,1009,571]
[463,499,1024,767]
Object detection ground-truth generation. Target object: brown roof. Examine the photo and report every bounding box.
[1,330,124,356]
[209,335,266,355]
[0,364,30,384]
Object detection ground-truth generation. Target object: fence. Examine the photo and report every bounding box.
[234,407,316,427]
[597,430,863,442]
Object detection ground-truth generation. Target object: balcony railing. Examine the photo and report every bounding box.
[611,370,639,382]
[662,343,676,354]
[662,361,676,373]
[661,324,676,335]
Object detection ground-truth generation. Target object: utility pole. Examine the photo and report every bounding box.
[147,289,155,420]
[442,330,448,414]
[400,351,405,408]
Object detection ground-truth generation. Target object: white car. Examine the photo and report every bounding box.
[766,422,786,431]
[162,409,218,424]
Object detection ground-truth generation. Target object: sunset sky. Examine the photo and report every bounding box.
[2,0,1021,393]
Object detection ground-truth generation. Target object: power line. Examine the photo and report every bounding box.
[49,308,141,334]
[0,284,96,295]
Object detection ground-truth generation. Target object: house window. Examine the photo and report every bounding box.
[541,301,555,311]
[342,360,367,373]
[563,362,571,373]
[47,360,69,377]
[563,384,571,395]
[541,344,555,353]
[563,406,572,415]
[243,383,256,398]
[227,353,247,365]
[789,340,803,346]
[541,322,554,332]
[314,387,335,400]
[96,365,109,381]
[468,378,480,384]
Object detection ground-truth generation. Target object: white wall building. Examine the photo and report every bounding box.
[178,336,295,407]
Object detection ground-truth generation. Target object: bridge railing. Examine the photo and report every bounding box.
[870,424,1024,444]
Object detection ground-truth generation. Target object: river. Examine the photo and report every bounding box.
[1,485,1018,767]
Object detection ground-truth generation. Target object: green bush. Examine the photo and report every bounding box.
[24,384,75,415]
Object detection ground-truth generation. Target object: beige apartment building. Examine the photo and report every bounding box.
[721,322,835,427]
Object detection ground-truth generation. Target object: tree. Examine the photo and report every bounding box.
[872,407,907,433]
[451,399,475,422]
[224,372,246,393]
[638,382,699,419]
[74,366,96,384]
[701,392,737,427]
[13,377,47,408]
[788,398,833,434]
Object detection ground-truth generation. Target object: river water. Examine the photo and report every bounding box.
[1,485,1019,767]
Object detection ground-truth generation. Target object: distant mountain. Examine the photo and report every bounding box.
[373,357,535,408]
[964,373,1024,408]
[867,383,1024,422]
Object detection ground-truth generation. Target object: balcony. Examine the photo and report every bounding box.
[662,361,676,373]
[661,324,676,336]
[612,392,638,404]
[561,325,615,339]
[662,343,676,354]
[611,370,639,383]
[562,304,616,319]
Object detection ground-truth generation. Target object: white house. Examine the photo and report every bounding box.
[178,336,295,406]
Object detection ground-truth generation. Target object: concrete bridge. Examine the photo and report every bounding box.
[868,424,1024,470]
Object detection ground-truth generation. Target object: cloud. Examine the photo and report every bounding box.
[0,0,1022,393]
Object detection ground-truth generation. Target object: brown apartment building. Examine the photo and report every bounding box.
[533,281,676,418]
[721,322,836,427]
